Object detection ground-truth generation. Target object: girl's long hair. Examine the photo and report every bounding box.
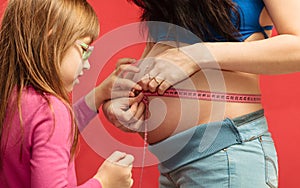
[0,0,99,166]
[129,0,241,41]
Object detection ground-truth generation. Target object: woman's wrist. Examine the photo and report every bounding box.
[179,43,216,70]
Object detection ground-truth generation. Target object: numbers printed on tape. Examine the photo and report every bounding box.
[143,88,261,103]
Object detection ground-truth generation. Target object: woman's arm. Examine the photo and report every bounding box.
[184,0,300,74]
[139,0,300,94]
[186,0,300,74]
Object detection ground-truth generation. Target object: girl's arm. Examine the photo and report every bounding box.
[74,58,142,130]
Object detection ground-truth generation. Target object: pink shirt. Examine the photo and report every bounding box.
[0,87,100,188]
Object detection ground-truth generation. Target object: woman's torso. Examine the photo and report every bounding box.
[141,2,273,144]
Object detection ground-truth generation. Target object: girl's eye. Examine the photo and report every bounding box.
[81,47,87,54]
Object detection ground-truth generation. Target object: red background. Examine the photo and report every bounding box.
[1,0,300,187]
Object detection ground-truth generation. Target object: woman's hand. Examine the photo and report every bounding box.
[94,151,135,188]
[138,43,202,95]
[102,92,145,132]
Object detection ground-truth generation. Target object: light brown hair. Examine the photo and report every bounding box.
[0,0,99,166]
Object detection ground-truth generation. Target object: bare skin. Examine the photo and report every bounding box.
[139,42,263,144]
[102,0,300,144]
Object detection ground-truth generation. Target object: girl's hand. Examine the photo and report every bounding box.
[86,58,143,112]
[102,93,145,132]
[94,151,135,188]
[99,58,142,101]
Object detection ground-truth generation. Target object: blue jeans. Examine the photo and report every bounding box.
[148,110,278,188]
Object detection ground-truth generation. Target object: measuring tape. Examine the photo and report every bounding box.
[138,96,149,188]
[143,87,261,103]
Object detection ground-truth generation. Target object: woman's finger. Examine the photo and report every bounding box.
[148,75,164,93]
[157,80,172,95]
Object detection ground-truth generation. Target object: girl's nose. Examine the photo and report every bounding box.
[83,60,90,70]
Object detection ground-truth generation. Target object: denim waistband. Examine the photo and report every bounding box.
[148,109,268,173]
[232,109,264,126]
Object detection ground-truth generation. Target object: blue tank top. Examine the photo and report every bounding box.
[148,0,273,43]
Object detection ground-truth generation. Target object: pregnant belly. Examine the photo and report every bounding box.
[141,69,263,144]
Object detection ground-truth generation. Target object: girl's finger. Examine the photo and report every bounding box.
[116,58,136,67]
[116,154,134,167]
[123,101,145,125]
[128,115,145,132]
[113,78,142,91]
[106,151,127,163]
[115,64,140,77]
[115,102,138,122]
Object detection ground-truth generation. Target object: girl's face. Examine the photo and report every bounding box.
[60,37,92,92]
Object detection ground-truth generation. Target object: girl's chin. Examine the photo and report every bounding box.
[64,79,79,92]
[74,78,80,85]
